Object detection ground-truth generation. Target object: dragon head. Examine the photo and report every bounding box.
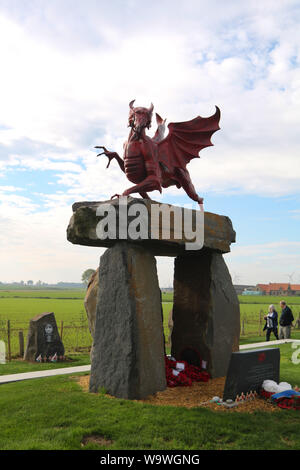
[128,100,154,137]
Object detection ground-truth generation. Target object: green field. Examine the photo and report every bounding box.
[0,290,299,356]
[0,290,173,356]
[0,290,89,356]
[239,295,300,305]
[239,295,300,337]
[0,294,86,324]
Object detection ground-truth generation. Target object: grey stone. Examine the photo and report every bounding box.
[171,251,240,378]
[167,307,173,347]
[24,312,65,362]
[67,197,240,397]
[84,268,99,360]
[84,266,166,363]
[223,348,280,400]
[84,269,99,338]
[89,242,166,399]
[67,198,235,255]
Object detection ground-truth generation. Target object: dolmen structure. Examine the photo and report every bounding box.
[67,197,240,399]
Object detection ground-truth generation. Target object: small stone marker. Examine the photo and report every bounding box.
[24,312,65,362]
[223,348,280,401]
[0,340,6,364]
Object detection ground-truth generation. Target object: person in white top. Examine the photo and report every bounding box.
[263,304,279,341]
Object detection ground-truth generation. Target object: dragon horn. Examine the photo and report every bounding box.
[149,102,154,113]
[155,113,163,124]
[129,99,135,109]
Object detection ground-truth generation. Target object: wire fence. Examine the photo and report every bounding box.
[0,318,92,360]
[240,310,300,337]
[0,311,299,361]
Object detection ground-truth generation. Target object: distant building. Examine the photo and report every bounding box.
[256,283,300,296]
[233,285,255,295]
[161,287,173,294]
[242,289,262,296]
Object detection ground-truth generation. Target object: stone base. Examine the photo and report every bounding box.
[68,198,240,392]
[89,242,167,399]
[171,251,240,378]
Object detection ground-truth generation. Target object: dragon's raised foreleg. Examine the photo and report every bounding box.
[95,146,125,172]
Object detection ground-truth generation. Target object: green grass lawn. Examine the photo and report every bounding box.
[0,290,299,450]
[0,341,299,450]
[0,353,90,376]
[0,376,298,450]
[240,331,300,345]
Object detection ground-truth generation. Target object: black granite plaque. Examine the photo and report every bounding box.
[24,312,65,362]
[223,348,280,401]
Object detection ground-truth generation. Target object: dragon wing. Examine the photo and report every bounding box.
[157,106,221,172]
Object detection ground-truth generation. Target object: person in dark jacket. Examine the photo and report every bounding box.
[263,304,279,341]
[279,301,294,339]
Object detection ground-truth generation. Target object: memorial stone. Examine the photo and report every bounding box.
[24,312,65,362]
[223,348,280,400]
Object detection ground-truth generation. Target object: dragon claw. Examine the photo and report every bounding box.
[94,146,107,151]
[95,146,116,169]
[110,194,121,200]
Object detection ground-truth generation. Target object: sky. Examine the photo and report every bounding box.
[0,0,299,286]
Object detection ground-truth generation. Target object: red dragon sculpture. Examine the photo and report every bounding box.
[95,100,220,208]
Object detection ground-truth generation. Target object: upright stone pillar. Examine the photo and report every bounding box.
[89,242,166,399]
[171,251,240,378]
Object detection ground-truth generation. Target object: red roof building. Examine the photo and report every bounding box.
[257,283,300,296]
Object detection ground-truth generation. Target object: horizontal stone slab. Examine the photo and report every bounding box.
[67,198,235,255]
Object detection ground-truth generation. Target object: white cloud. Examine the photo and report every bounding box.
[0,192,103,282]
[0,1,299,283]
[226,241,300,284]
[0,3,299,197]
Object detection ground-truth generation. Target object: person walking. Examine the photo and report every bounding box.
[279,300,294,339]
[263,305,279,341]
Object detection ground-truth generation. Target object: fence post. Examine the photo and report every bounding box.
[60,320,64,340]
[259,310,263,336]
[19,331,24,358]
[7,320,11,362]
[241,317,245,336]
